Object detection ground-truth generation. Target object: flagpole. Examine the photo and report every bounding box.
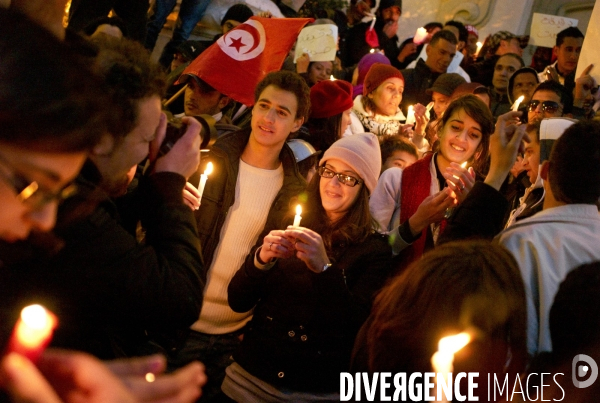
[163,84,188,107]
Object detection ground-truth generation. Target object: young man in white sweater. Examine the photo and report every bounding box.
[170,71,310,402]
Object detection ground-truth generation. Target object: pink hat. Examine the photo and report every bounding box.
[322,133,381,193]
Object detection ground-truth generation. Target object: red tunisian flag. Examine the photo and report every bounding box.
[180,16,312,106]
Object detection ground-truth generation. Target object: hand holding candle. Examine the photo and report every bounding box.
[197,162,213,206]
[292,204,303,227]
[7,304,57,363]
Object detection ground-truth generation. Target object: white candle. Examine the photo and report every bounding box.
[293,204,302,227]
[511,95,525,111]
[413,27,428,44]
[431,332,471,403]
[197,162,213,204]
[475,41,483,57]
[405,105,416,125]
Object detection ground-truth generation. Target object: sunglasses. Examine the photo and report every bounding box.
[317,166,363,187]
[527,100,561,113]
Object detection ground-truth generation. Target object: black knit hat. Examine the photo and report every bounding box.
[378,0,402,12]
[220,4,254,26]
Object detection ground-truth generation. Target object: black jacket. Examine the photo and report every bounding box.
[193,128,306,271]
[31,161,205,358]
[228,232,392,393]
[341,19,399,68]
[400,58,441,115]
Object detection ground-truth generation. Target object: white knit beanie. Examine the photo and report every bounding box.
[321,133,381,193]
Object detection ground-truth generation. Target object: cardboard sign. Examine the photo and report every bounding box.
[294,24,338,63]
[577,1,600,83]
[529,13,578,48]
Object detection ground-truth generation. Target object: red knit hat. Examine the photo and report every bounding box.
[363,63,404,96]
[310,80,354,119]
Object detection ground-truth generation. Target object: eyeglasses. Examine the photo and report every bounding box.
[317,166,363,187]
[0,153,77,210]
[527,100,561,113]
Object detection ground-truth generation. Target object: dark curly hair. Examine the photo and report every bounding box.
[91,36,166,139]
[254,71,311,122]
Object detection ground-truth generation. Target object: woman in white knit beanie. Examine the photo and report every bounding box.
[222,133,393,402]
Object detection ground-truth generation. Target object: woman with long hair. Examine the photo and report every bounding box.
[222,134,392,402]
[351,240,527,401]
[370,94,494,267]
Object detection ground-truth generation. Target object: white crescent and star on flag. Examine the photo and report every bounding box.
[217,19,266,61]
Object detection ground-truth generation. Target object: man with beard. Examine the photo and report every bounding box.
[35,36,206,359]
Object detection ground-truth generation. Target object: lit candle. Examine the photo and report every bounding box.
[452,162,469,180]
[330,75,335,81]
[293,204,302,227]
[405,105,416,125]
[475,41,483,57]
[197,162,213,206]
[413,27,428,44]
[511,95,525,111]
[370,48,375,53]
[7,304,57,363]
[431,332,471,403]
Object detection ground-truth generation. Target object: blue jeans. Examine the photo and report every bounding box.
[145,0,211,67]
[168,329,243,403]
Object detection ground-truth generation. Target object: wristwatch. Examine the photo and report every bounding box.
[322,263,332,272]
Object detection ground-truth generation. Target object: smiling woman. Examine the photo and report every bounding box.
[223,133,393,401]
[370,95,494,267]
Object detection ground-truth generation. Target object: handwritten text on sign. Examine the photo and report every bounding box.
[529,13,578,48]
[294,24,338,63]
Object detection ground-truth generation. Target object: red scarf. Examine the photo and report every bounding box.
[398,153,446,268]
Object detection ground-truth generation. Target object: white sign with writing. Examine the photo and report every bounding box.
[294,24,338,63]
[529,13,578,48]
[576,1,600,83]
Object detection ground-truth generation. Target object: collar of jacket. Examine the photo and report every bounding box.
[210,127,305,185]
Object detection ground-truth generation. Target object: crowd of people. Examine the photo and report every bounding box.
[1,0,600,402]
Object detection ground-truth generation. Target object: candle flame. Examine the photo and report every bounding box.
[370,48,375,53]
[145,373,156,382]
[295,204,302,215]
[18,305,57,348]
[21,305,50,330]
[438,332,471,355]
[512,95,525,111]
[460,161,468,169]
[408,105,414,113]
[204,162,213,176]
[330,75,335,81]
